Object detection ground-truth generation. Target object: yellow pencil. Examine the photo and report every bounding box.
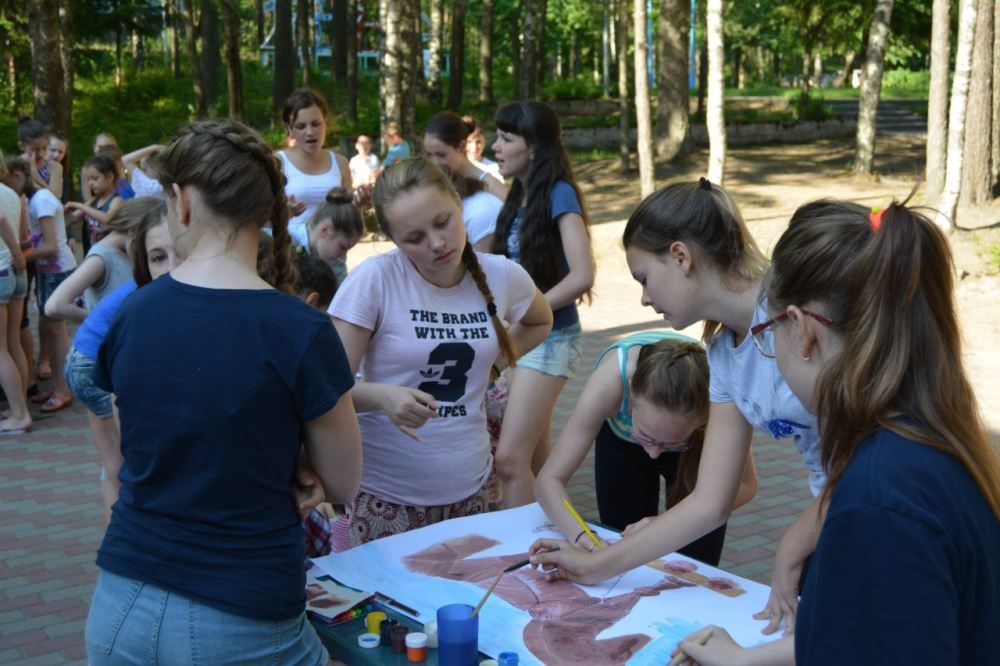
[562,498,604,550]
[666,627,714,666]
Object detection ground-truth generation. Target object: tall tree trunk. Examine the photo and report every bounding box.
[602,0,611,96]
[832,50,856,87]
[961,0,993,204]
[479,0,494,103]
[428,0,443,104]
[201,0,221,106]
[937,0,980,231]
[655,0,690,160]
[812,51,822,86]
[535,0,548,89]
[618,0,631,172]
[706,0,726,183]
[256,0,265,48]
[511,7,521,84]
[273,0,294,111]
[380,0,401,129]
[634,0,654,197]
[854,0,894,175]
[447,0,467,108]
[346,0,358,122]
[28,0,69,136]
[167,0,182,78]
[221,0,243,119]
[296,0,312,88]
[520,0,539,99]
[926,0,951,196]
[697,38,708,117]
[800,51,811,98]
[332,0,348,84]
[992,0,1000,191]
[114,19,123,101]
[399,0,418,139]
[58,0,74,121]
[732,48,742,88]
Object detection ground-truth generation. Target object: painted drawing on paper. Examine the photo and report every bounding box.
[312,504,777,665]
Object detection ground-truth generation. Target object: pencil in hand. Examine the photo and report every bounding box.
[666,627,715,666]
[562,498,604,550]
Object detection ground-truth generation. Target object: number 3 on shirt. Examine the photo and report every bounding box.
[417,342,475,402]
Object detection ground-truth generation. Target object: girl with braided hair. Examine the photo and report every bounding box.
[536,332,757,566]
[85,119,362,665]
[329,157,552,545]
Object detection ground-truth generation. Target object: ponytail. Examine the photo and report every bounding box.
[769,200,1000,518]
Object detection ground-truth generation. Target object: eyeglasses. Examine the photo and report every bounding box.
[750,309,833,358]
[630,426,703,453]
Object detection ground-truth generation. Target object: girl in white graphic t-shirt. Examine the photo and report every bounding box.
[329,158,552,545]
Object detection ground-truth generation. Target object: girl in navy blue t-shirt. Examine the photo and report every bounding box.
[84,119,363,666]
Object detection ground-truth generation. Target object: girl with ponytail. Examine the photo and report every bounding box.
[329,157,552,544]
[85,119,362,665]
[668,200,1000,666]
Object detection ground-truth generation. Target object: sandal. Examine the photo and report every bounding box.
[30,388,54,405]
[39,394,71,413]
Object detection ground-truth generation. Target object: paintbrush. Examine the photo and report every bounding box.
[666,626,714,666]
[470,548,561,618]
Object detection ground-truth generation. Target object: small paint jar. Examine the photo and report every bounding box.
[479,661,499,666]
[357,633,379,649]
[423,620,438,648]
[366,611,387,635]
[405,632,428,663]
[391,625,410,654]
[498,652,519,666]
[379,618,398,646]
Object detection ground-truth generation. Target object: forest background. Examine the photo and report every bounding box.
[4,0,998,229]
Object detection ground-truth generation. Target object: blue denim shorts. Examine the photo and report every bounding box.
[516,322,583,378]
[0,270,13,305]
[65,346,113,418]
[13,270,27,299]
[35,270,71,315]
[86,569,329,666]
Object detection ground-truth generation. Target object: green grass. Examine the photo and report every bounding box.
[972,232,1000,272]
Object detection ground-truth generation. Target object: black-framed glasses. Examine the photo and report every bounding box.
[750,309,833,358]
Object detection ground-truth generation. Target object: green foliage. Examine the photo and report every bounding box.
[882,69,930,93]
[541,76,603,101]
[792,94,834,121]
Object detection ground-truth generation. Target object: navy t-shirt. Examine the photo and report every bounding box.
[94,274,354,620]
[505,179,582,331]
[796,427,1000,665]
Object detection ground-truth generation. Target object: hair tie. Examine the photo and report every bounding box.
[699,177,712,191]
[870,207,885,232]
[486,302,497,317]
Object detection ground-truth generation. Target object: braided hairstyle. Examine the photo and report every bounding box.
[631,338,710,507]
[373,158,517,367]
[156,119,297,294]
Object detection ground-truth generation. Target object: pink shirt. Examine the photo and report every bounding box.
[329,250,536,506]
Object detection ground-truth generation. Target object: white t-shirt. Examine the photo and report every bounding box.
[0,183,20,270]
[28,189,76,275]
[472,158,504,184]
[130,168,164,198]
[329,250,537,506]
[278,150,343,229]
[462,190,503,245]
[707,299,825,495]
[349,153,380,186]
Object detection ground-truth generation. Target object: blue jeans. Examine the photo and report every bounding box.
[65,346,113,418]
[516,322,583,378]
[85,570,329,665]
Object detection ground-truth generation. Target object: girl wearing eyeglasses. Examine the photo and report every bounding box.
[529,180,819,635]
[536,331,757,565]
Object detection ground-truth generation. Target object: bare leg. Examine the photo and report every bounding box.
[39,316,71,401]
[86,411,121,524]
[6,295,28,395]
[0,304,31,431]
[20,324,34,390]
[495,367,567,508]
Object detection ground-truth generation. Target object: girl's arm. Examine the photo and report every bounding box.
[47,161,64,199]
[336,153,353,191]
[79,167,91,201]
[301,392,363,505]
[529,401,753,584]
[733,448,759,509]
[473,234,494,253]
[754,495,827,635]
[501,288,553,370]
[482,176,509,202]
[24,215,58,261]
[122,144,163,173]
[545,212,595,311]
[535,352,622,546]
[0,212,25,273]
[65,197,124,226]
[331,317,440,441]
[674,627,794,666]
[43,255,107,322]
